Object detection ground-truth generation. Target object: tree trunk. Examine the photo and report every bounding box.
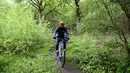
[29,0,44,24]
[101,0,130,54]
[74,0,81,35]
[116,0,130,32]
[128,19,130,33]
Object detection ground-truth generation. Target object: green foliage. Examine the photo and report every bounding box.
[0,1,57,72]
[67,35,130,73]
[14,0,24,3]
[6,56,56,73]
[110,0,130,5]
[0,48,57,73]
[0,60,9,72]
[1,0,130,73]
[0,2,52,54]
[79,0,128,34]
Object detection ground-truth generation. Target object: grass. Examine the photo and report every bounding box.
[0,43,59,73]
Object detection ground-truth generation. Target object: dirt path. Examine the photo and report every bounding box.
[48,49,83,73]
[55,57,83,73]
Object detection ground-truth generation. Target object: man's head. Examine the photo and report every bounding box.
[59,22,64,28]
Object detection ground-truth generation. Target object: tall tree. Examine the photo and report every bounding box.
[110,0,130,32]
[102,0,130,55]
[74,0,81,34]
[29,0,46,23]
[117,0,130,32]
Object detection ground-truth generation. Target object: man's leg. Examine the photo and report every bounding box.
[63,41,66,49]
[56,40,59,56]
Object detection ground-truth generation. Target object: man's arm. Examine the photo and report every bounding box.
[65,28,69,38]
[53,27,59,38]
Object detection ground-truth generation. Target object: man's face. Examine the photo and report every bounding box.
[60,24,64,28]
[59,23,64,28]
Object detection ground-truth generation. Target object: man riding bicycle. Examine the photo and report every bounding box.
[53,22,69,56]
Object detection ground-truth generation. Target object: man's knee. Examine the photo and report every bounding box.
[56,41,59,50]
[64,43,66,49]
[56,44,58,50]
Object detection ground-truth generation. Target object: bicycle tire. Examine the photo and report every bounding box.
[59,51,66,67]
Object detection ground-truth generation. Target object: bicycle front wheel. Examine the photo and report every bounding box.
[59,50,65,67]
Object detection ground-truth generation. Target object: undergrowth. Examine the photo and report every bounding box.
[66,34,130,73]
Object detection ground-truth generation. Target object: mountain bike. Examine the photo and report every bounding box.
[58,38,66,67]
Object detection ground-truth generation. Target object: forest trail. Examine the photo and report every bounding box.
[48,49,83,73]
[55,57,83,73]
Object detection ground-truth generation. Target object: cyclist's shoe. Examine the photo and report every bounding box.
[56,50,59,56]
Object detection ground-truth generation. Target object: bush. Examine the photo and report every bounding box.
[0,3,52,54]
[66,35,129,73]
[0,51,57,73]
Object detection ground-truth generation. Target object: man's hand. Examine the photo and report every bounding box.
[53,37,56,39]
[65,38,70,41]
